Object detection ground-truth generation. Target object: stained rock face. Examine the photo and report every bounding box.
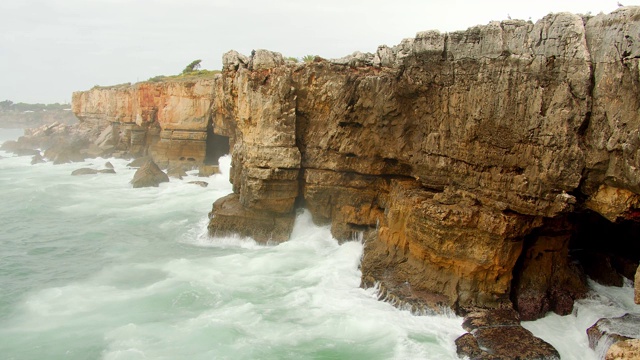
[588,314,640,357]
[70,8,640,326]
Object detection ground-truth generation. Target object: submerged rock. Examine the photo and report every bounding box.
[71,168,99,175]
[130,160,169,188]
[167,165,188,179]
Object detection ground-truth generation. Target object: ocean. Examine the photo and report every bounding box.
[0,128,637,359]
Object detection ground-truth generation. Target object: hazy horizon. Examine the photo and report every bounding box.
[0,0,635,104]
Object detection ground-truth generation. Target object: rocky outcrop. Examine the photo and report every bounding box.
[130,160,169,188]
[70,7,640,329]
[588,314,640,358]
[455,308,560,359]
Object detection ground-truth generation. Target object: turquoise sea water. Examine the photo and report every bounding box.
[0,128,637,359]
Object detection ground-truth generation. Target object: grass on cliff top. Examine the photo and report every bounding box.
[146,69,221,83]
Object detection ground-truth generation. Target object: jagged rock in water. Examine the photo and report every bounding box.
[71,168,99,176]
[45,141,87,164]
[104,161,114,169]
[127,156,152,168]
[130,160,169,188]
[606,339,640,360]
[188,181,208,188]
[98,169,116,174]
[208,194,294,243]
[30,153,45,165]
[456,307,560,359]
[588,314,640,356]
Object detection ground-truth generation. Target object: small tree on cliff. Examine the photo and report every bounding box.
[182,59,202,74]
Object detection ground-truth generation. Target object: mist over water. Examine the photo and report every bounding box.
[0,128,637,359]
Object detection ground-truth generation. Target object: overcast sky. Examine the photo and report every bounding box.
[0,0,635,104]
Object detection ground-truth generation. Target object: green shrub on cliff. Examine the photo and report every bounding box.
[302,55,317,63]
[182,59,202,74]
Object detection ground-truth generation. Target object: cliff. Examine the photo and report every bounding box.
[71,7,640,327]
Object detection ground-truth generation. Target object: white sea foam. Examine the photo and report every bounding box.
[0,128,637,360]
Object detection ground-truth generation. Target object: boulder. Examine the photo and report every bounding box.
[71,168,99,176]
[45,142,86,164]
[456,308,560,359]
[130,160,169,188]
[98,168,116,174]
[104,161,114,169]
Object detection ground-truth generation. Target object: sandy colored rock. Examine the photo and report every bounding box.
[606,339,640,360]
[636,266,640,305]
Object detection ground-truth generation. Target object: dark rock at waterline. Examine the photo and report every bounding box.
[31,153,45,165]
[456,307,560,360]
[72,168,99,175]
[127,156,152,168]
[104,161,114,169]
[189,181,208,188]
[456,325,560,360]
[71,167,116,175]
[130,160,169,188]
[588,314,640,353]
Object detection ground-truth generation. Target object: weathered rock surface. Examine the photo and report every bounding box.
[70,7,640,326]
[30,153,45,165]
[130,160,169,188]
[455,307,560,359]
[606,339,640,360]
[189,181,208,188]
[71,168,99,175]
[588,314,640,357]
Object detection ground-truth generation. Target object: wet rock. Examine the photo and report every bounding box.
[98,168,116,174]
[45,141,87,164]
[456,307,560,359]
[167,165,188,179]
[127,156,152,168]
[189,181,208,188]
[208,193,294,243]
[588,314,640,355]
[104,161,114,169]
[130,160,169,188]
[606,339,640,360]
[72,168,99,175]
[31,153,45,165]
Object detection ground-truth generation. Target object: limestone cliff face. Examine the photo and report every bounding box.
[72,8,640,319]
[72,78,219,166]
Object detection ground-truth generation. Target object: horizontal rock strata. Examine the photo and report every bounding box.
[69,7,640,341]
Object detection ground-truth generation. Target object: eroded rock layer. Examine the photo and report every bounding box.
[71,8,640,320]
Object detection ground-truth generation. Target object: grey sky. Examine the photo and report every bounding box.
[0,0,633,104]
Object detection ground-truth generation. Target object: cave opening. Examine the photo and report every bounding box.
[569,210,640,286]
[510,211,640,320]
[205,126,230,165]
